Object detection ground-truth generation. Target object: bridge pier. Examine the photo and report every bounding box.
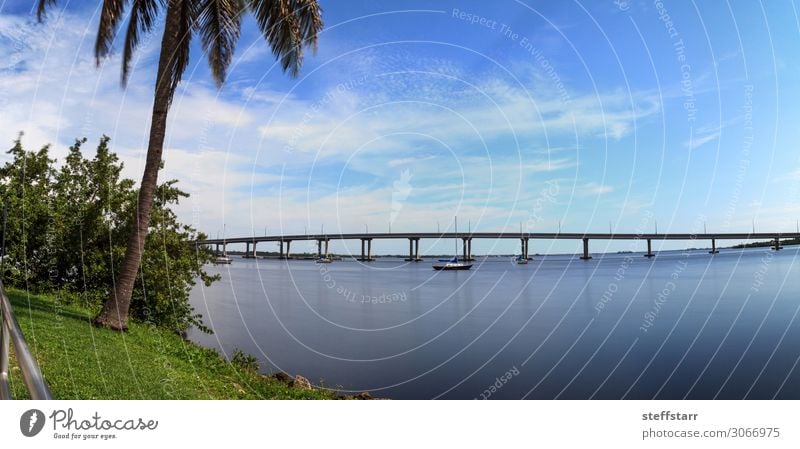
[324,239,330,258]
[244,241,257,258]
[358,238,374,261]
[278,240,292,259]
[462,238,474,261]
[644,239,654,258]
[709,238,719,254]
[773,237,782,251]
[520,238,529,260]
[317,240,322,258]
[580,238,591,260]
[252,241,257,258]
[405,238,421,261]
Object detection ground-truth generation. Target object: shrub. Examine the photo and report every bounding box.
[0,133,218,333]
[231,349,260,373]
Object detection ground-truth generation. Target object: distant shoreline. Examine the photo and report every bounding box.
[731,238,800,249]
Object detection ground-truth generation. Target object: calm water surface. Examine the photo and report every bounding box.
[188,246,800,399]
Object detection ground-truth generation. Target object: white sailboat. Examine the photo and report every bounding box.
[433,217,473,271]
[214,255,233,264]
[214,225,232,264]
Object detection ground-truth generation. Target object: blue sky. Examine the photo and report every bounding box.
[1,0,799,255]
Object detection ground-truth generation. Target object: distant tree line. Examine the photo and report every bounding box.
[732,238,800,249]
[0,134,218,334]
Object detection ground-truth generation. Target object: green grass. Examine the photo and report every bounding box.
[6,288,334,399]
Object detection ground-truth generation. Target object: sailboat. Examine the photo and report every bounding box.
[214,225,233,264]
[433,217,473,271]
[315,224,332,263]
[214,254,233,264]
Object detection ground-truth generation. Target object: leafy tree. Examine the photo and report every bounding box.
[134,179,217,333]
[36,0,324,330]
[0,134,218,334]
[0,135,57,288]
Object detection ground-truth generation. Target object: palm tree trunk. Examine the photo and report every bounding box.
[93,2,183,331]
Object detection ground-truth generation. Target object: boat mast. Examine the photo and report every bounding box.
[454,216,458,260]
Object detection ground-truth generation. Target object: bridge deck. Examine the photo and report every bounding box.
[197,232,800,245]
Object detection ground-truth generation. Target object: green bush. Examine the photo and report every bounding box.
[0,133,218,333]
[231,349,260,373]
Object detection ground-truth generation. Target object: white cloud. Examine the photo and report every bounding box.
[252,69,661,161]
[387,155,436,167]
[522,158,576,172]
[685,130,720,150]
[578,182,614,196]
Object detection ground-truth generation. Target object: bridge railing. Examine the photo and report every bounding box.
[0,280,53,400]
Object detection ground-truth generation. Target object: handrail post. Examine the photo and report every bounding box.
[0,317,10,399]
[0,282,53,400]
[0,199,10,399]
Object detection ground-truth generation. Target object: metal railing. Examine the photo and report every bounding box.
[0,281,53,400]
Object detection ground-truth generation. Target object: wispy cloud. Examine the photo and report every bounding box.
[578,182,614,196]
[387,155,436,167]
[255,70,661,160]
[522,158,577,172]
[685,130,721,150]
[684,115,746,151]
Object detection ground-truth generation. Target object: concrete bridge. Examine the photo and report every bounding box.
[196,232,799,261]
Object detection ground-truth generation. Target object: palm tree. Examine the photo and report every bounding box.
[37,0,323,330]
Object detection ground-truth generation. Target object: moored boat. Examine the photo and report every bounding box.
[433,261,472,270]
[433,217,473,271]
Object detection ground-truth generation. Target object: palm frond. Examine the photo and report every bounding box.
[95,0,130,66]
[196,0,243,86]
[247,0,322,77]
[36,0,59,22]
[121,0,163,86]
[291,0,322,50]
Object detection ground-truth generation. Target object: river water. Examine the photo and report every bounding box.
[188,246,800,399]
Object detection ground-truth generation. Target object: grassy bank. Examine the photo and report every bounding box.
[6,288,334,399]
